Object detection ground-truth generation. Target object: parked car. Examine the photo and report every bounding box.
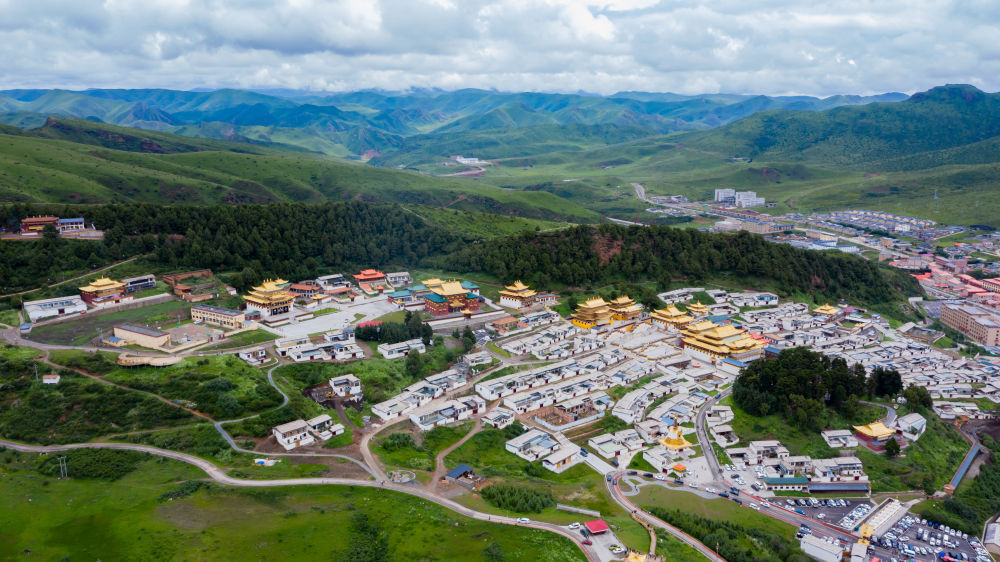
[517,518,530,524]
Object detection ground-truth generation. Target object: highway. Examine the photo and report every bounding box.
[0,438,600,562]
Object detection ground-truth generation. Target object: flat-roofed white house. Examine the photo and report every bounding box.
[273,419,316,450]
[710,424,739,445]
[588,429,644,459]
[483,407,516,429]
[893,412,927,441]
[505,428,560,461]
[329,374,362,398]
[643,445,686,473]
[238,347,268,366]
[705,405,734,425]
[306,414,345,440]
[821,429,859,448]
[372,393,425,421]
[409,395,485,431]
[635,419,672,443]
[377,338,426,359]
[23,295,87,322]
[542,445,582,473]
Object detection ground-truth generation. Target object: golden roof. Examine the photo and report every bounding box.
[578,297,608,309]
[853,422,895,439]
[813,303,841,315]
[431,281,468,298]
[79,277,124,292]
[659,424,694,451]
[422,278,446,289]
[499,280,536,299]
[609,295,636,306]
[686,301,709,314]
[682,320,764,355]
[245,278,293,305]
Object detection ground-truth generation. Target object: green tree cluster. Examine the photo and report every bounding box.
[480,483,556,513]
[645,507,808,562]
[733,347,902,430]
[435,224,918,311]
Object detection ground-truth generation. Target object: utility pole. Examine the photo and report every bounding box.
[58,456,68,479]
[34,363,38,382]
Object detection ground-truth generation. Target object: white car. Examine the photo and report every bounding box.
[654,474,667,481]
[568,522,580,530]
[688,482,698,488]
[517,517,530,524]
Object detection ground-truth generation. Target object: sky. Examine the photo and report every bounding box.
[2,0,999,96]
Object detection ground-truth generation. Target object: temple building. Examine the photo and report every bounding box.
[685,301,710,318]
[243,279,294,319]
[571,297,613,329]
[354,269,386,283]
[498,281,537,309]
[681,320,764,363]
[20,216,58,233]
[813,303,841,317]
[79,277,129,306]
[649,305,693,330]
[423,280,483,316]
[609,295,643,321]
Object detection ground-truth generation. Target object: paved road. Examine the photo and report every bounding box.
[862,399,898,426]
[695,388,731,487]
[0,438,597,561]
[606,477,724,561]
[631,182,648,203]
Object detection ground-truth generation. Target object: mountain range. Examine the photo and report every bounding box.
[3,84,1000,227]
[0,87,907,158]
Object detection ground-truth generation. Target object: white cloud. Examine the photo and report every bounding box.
[0,0,996,95]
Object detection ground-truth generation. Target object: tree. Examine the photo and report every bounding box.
[902,385,933,410]
[885,437,900,458]
[462,326,475,351]
[405,352,423,380]
[483,542,505,561]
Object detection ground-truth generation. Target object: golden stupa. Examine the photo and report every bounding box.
[658,414,694,451]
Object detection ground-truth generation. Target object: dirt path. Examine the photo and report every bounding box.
[39,351,215,422]
[429,418,483,490]
[334,400,361,430]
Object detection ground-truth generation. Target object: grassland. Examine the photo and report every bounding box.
[0,119,599,222]
[0,451,583,561]
[635,485,796,538]
[194,329,277,351]
[27,300,192,346]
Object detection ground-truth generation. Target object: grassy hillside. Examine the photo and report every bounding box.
[0,118,597,221]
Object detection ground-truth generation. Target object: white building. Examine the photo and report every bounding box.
[306,414,344,440]
[23,295,87,322]
[329,374,363,398]
[821,429,859,448]
[42,374,61,385]
[377,339,426,359]
[714,188,736,203]
[800,534,843,562]
[272,419,316,450]
[542,445,582,473]
[734,190,765,208]
[893,412,927,441]
[238,347,268,366]
[643,445,686,473]
[588,429,644,459]
[409,395,485,431]
[505,429,560,461]
[483,407,516,429]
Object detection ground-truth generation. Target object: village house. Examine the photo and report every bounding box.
[505,428,560,461]
[409,395,485,431]
[306,414,344,441]
[541,445,582,473]
[272,419,316,450]
[821,429,859,448]
[238,347,268,366]
[329,374,362,398]
[377,338,426,359]
[482,407,516,429]
[113,324,170,348]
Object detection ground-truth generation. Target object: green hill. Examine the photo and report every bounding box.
[0,118,597,221]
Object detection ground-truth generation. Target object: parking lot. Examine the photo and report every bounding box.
[869,514,991,562]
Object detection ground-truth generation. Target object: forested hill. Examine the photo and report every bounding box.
[682,84,1000,167]
[4,203,917,315]
[434,224,919,310]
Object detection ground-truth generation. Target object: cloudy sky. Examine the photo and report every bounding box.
[2,0,998,96]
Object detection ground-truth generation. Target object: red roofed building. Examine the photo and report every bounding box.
[354,269,386,282]
[20,216,58,232]
[584,520,610,535]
